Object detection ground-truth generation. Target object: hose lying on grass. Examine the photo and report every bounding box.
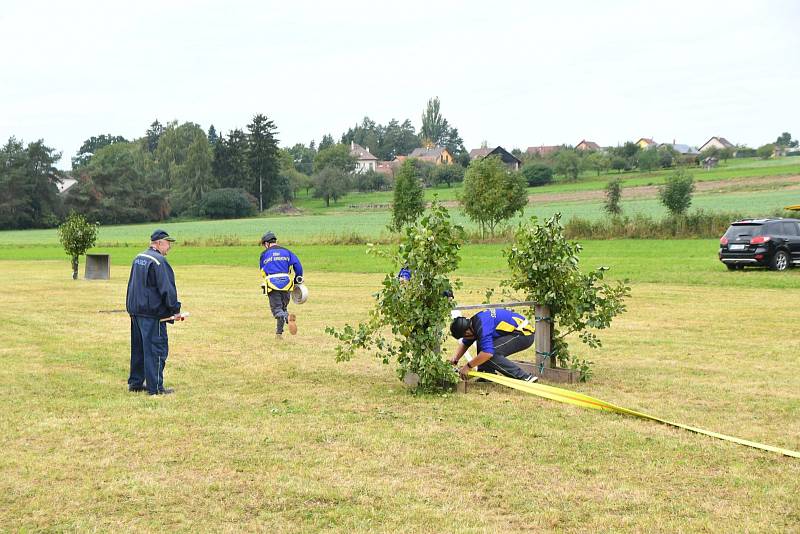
[469,371,800,459]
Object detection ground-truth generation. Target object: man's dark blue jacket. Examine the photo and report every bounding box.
[126,248,181,319]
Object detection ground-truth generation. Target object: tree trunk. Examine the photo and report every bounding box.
[71,255,79,280]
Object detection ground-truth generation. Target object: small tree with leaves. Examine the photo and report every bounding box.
[658,168,695,216]
[57,212,99,279]
[503,214,630,380]
[327,202,464,392]
[462,156,527,237]
[604,177,623,216]
[391,159,425,231]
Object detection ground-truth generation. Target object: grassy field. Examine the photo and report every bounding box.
[1,183,799,247]
[3,239,800,290]
[291,157,800,212]
[1,239,800,531]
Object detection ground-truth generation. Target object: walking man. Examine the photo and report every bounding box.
[449,308,538,382]
[259,231,303,338]
[126,229,182,395]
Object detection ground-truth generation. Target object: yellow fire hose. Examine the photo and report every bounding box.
[468,371,800,459]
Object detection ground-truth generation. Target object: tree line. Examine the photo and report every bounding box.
[0,96,474,229]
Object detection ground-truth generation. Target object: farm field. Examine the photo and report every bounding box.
[1,178,799,248]
[1,237,799,531]
[291,157,800,212]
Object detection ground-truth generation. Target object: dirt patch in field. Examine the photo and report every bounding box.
[433,174,800,208]
[527,174,800,204]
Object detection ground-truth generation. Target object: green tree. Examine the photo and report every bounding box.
[145,120,164,152]
[659,168,695,216]
[419,97,465,155]
[381,119,420,158]
[584,152,609,176]
[318,134,335,152]
[461,156,528,236]
[554,149,581,181]
[313,143,356,174]
[718,147,735,161]
[604,177,623,216]
[287,142,316,175]
[247,114,281,211]
[610,156,627,173]
[430,164,465,188]
[313,166,351,207]
[757,143,775,159]
[775,132,798,148]
[212,129,249,189]
[57,211,99,279]
[72,134,127,169]
[199,188,257,219]
[658,146,676,168]
[66,142,168,224]
[521,162,554,186]
[638,147,660,171]
[391,159,425,231]
[327,202,464,392]
[172,133,215,214]
[0,137,64,229]
[503,214,630,380]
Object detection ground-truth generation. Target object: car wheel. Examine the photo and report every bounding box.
[770,250,789,271]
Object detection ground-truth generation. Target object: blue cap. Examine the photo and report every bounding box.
[150,229,175,242]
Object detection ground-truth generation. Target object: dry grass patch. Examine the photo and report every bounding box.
[0,261,798,532]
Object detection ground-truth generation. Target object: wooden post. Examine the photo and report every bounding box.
[534,304,553,368]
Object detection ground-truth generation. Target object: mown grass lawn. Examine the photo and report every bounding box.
[1,241,799,531]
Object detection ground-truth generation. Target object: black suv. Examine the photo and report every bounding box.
[719,218,800,271]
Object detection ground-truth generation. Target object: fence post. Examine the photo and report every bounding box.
[534,304,553,368]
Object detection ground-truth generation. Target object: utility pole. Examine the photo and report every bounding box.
[259,176,263,212]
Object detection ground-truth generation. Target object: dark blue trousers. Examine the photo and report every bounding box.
[128,316,169,394]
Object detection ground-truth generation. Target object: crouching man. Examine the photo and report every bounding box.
[449,308,538,382]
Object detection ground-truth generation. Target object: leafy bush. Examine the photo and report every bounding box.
[57,211,99,279]
[327,202,464,392]
[564,210,751,239]
[521,162,554,187]
[659,168,695,216]
[353,169,390,192]
[431,164,465,187]
[503,214,630,380]
[200,188,257,219]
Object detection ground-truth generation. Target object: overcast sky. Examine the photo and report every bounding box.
[1,0,798,169]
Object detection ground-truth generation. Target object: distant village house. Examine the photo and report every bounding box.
[349,141,378,173]
[469,146,522,171]
[635,138,657,150]
[408,146,454,165]
[576,140,600,151]
[698,136,734,152]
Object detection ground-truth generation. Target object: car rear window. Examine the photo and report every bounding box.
[724,224,764,239]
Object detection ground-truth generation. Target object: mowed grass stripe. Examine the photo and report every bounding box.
[0,263,798,531]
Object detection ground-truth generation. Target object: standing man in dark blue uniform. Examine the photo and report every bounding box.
[126,229,182,395]
[449,308,538,382]
[259,231,303,339]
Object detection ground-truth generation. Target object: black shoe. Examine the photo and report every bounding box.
[128,385,146,392]
[148,387,175,396]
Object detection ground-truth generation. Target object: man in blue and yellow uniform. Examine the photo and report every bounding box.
[259,231,303,338]
[448,308,538,382]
